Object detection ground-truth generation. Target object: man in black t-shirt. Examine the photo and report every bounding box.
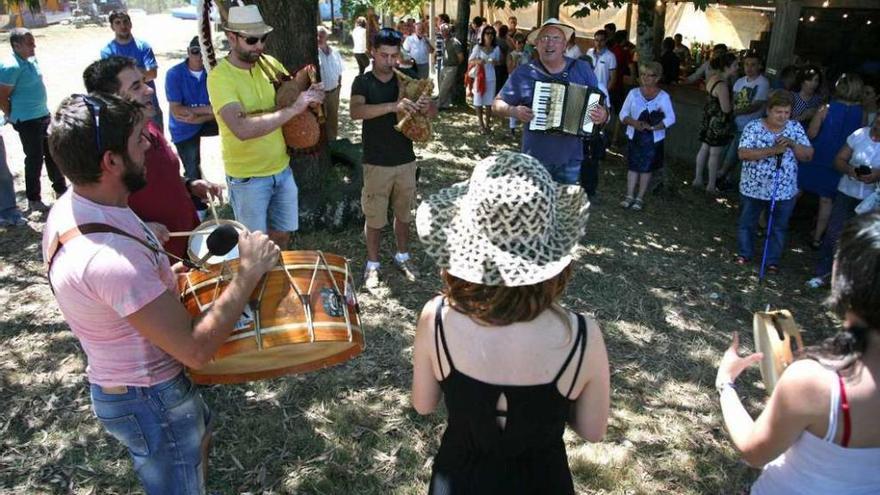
[350,27,434,290]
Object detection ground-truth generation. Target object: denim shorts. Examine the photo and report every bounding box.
[227,165,299,234]
[90,373,211,495]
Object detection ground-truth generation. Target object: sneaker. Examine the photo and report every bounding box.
[28,200,49,213]
[363,266,381,290]
[620,196,635,209]
[393,257,420,282]
[630,199,644,211]
[805,276,827,289]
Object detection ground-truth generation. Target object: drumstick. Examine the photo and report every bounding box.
[167,230,205,238]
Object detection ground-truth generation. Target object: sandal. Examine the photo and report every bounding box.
[630,199,644,211]
[805,276,827,289]
[620,196,635,208]
[766,264,780,275]
[810,238,822,250]
[734,255,750,266]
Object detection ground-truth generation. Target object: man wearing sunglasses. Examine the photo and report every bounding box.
[43,93,280,495]
[84,56,223,261]
[208,5,324,249]
[101,10,163,131]
[166,36,217,215]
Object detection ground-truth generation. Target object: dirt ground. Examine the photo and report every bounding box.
[0,13,843,495]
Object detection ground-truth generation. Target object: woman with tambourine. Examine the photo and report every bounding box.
[716,212,880,494]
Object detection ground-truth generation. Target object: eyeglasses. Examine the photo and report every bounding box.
[538,35,565,44]
[642,73,659,78]
[74,94,104,153]
[235,32,270,45]
[188,46,201,56]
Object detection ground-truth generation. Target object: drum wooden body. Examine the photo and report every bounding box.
[179,250,364,384]
[753,310,804,394]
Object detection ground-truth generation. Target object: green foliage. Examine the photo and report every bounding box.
[483,0,711,18]
[3,0,42,11]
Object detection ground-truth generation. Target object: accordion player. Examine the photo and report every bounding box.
[529,81,606,138]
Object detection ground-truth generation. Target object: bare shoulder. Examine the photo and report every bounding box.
[775,359,833,413]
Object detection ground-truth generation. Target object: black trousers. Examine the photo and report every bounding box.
[354,53,370,75]
[12,115,66,201]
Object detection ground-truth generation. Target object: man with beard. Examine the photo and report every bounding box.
[207,5,324,249]
[493,19,608,185]
[84,56,223,261]
[42,92,280,495]
[101,11,163,130]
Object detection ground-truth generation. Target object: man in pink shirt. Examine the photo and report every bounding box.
[42,93,279,495]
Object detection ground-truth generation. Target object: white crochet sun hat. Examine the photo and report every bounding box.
[416,152,590,287]
[525,18,576,46]
[223,5,273,36]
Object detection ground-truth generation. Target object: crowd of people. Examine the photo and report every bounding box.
[1,5,879,495]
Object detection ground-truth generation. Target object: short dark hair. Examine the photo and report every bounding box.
[498,25,508,38]
[674,33,683,41]
[793,64,823,93]
[108,10,130,24]
[9,28,30,48]
[48,93,145,185]
[83,56,138,94]
[472,16,483,26]
[439,13,450,24]
[594,29,607,39]
[372,27,402,49]
[662,36,675,51]
[604,22,616,32]
[743,50,763,67]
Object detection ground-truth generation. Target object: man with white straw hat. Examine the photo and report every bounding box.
[493,18,608,186]
[207,4,324,249]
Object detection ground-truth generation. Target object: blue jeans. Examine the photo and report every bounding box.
[737,194,797,266]
[815,193,861,277]
[227,165,299,233]
[0,136,24,223]
[90,373,210,495]
[543,159,582,185]
[174,121,219,181]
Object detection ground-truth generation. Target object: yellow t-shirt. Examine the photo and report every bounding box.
[207,56,289,178]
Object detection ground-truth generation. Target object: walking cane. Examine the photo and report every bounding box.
[758,153,784,283]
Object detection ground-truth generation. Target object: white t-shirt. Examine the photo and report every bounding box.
[403,34,431,65]
[42,191,181,387]
[564,44,583,60]
[838,126,880,199]
[733,74,770,131]
[352,26,367,54]
[586,47,617,88]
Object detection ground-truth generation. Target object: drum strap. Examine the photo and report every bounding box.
[45,223,164,293]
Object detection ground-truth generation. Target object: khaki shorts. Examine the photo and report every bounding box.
[361,162,417,229]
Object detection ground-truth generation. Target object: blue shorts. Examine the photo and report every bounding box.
[90,373,211,495]
[227,165,299,233]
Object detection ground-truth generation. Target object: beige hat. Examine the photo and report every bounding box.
[416,152,590,287]
[526,18,575,45]
[223,5,273,36]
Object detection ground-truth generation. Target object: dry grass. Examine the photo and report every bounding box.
[0,20,841,495]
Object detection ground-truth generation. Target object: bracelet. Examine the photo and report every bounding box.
[184,178,196,192]
[716,381,736,395]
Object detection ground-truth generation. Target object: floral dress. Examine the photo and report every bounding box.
[699,79,734,146]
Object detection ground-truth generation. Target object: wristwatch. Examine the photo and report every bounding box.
[716,381,736,395]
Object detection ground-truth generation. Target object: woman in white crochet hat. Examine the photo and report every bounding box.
[411,152,610,494]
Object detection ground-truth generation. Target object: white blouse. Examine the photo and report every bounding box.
[618,87,676,143]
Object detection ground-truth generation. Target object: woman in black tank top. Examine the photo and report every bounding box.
[411,152,611,494]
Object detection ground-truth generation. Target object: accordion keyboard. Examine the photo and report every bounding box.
[530,81,565,131]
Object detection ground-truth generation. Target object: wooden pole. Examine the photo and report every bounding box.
[625,0,633,35]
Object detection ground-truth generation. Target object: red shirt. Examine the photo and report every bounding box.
[128,121,199,260]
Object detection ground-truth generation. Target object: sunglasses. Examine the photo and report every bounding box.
[74,94,104,153]
[188,46,201,55]
[236,32,270,45]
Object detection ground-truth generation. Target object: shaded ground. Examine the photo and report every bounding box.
[0,14,840,495]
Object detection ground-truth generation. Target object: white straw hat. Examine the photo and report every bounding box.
[223,5,273,36]
[416,152,590,287]
[526,18,575,46]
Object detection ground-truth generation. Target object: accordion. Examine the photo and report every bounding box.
[530,81,605,138]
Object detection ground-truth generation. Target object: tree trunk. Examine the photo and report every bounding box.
[651,0,666,61]
[253,0,363,233]
[542,0,561,21]
[453,0,470,105]
[635,0,656,64]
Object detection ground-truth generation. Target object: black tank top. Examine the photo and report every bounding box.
[429,298,588,495]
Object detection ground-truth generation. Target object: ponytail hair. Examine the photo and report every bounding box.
[801,213,880,372]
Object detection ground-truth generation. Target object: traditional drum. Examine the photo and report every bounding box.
[753,309,805,394]
[187,219,247,266]
[179,250,364,384]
